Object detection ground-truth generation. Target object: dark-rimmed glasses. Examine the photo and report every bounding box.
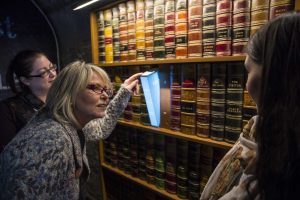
[86,84,113,98]
[28,64,57,78]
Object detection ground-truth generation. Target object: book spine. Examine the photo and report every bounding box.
[165,136,177,193]
[181,64,197,135]
[232,0,250,56]
[98,11,106,63]
[104,9,114,63]
[188,141,201,199]
[153,0,166,59]
[119,3,129,62]
[210,63,226,141]
[175,0,188,59]
[136,0,146,60]
[176,139,189,199]
[112,7,121,61]
[170,65,182,130]
[165,0,176,59]
[127,1,137,61]
[216,0,232,56]
[225,62,244,143]
[250,0,270,35]
[197,63,211,138]
[188,0,203,58]
[138,131,147,179]
[202,1,216,57]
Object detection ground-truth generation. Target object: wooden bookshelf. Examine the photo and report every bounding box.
[118,120,234,149]
[97,56,246,67]
[296,0,300,11]
[102,163,182,200]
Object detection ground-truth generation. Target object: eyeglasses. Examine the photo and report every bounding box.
[86,84,113,98]
[28,64,57,78]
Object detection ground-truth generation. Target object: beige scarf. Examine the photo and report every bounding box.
[200,116,259,200]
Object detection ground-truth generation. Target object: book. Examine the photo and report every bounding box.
[140,71,161,127]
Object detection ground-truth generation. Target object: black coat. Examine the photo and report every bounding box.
[0,92,43,152]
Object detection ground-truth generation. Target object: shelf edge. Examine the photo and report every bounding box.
[101,163,182,200]
[98,56,246,67]
[117,120,234,149]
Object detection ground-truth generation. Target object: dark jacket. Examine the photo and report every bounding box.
[0,92,44,152]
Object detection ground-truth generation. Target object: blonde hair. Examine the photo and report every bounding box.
[45,60,111,129]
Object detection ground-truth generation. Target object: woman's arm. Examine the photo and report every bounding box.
[83,72,142,140]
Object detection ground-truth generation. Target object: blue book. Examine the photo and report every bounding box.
[140,71,160,127]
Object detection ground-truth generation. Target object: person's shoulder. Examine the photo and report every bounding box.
[25,116,67,138]
[242,115,258,139]
[4,117,70,154]
[0,94,24,108]
[0,95,21,113]
[0,118,72,177]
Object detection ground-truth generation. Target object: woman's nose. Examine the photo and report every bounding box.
[49,69,57,78]
[100,92,109,99]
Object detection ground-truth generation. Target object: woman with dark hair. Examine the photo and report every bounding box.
[201,12,300,199]
[0,50,57,152]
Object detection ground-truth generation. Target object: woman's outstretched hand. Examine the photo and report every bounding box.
[122,72,143,95]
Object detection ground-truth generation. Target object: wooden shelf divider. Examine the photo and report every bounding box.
[118,120,234,149]
[98,56,246,67]
[102,163,182,200]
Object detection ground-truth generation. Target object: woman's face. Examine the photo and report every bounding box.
[74,71,110,127]
[245,55,263,108]
[25,55,57,95]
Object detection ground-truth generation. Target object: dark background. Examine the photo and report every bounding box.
[0,0,113,90]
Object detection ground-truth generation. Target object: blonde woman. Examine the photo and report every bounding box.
[0,61,142,199]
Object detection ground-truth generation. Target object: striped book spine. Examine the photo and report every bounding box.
[196,63,211,138]
[210,63,226,141]
[202,0,216,57]
[104,9,113,63]
[188,0,203,58]
[136,0,146,60]
[97,11,105,63]
[112,7,120,62]
[175,0,188,59]
[119,3,129,62]
[225,62,245,143]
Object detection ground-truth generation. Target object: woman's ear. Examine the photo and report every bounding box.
[20,76,30,86]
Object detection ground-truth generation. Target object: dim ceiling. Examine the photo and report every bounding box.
[35,0,114,13]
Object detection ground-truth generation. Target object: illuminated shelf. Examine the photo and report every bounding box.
[118,120,233,149]
[102,163,182,200]
[97,56,246,67]
[243,105,257,109]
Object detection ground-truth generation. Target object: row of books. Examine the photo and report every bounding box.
[104,126,228,199]
[104,169,169,200]
[108,62,256,144]
[170,62,257,143]
[96,0,294,63]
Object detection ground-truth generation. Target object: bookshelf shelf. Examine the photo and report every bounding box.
[97,56,246,67]
[102,163,182,200]
[118,120,234,149]
[91,0,300,198]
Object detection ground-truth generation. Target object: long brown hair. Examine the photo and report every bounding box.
[247,12,300,199]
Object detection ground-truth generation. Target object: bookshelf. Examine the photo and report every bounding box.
[102,163,182,200]
[93,56,246,67]
[117,120,233,149]
[90,0,299,199]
